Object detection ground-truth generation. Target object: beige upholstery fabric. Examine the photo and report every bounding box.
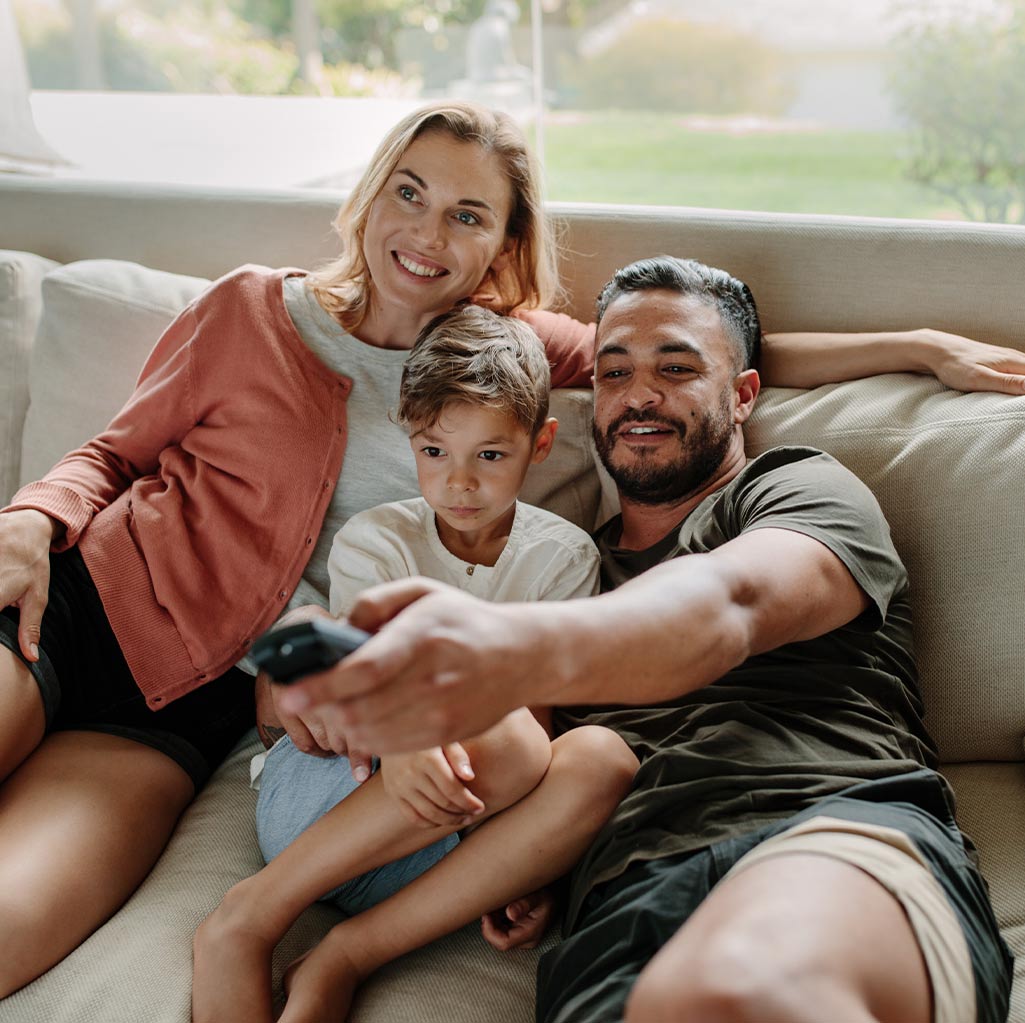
[19,259,209,486]
[746,378,1025,764]
[0,250,58,503]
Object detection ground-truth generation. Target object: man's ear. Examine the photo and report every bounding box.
[733,369,760,424]
[531,417,559,463]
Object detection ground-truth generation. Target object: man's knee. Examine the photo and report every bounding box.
[625,923,873,1023]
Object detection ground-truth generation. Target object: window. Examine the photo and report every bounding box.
[8,0,1024,223]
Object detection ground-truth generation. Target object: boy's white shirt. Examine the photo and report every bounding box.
[250,498,599,787]
[328,497,599,616]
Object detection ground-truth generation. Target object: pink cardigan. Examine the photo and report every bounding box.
[5,266,595,708]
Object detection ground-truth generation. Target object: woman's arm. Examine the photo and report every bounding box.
[761,328,1025,394]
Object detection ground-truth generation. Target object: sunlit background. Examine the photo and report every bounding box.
[3,0,1024,222]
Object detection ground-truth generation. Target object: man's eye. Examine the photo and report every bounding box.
[479,450,504,461]
[455,210,480,225]
[603,368,627,379]
[664,365,695,375]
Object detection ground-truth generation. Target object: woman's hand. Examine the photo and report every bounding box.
[0,509,61,661]
[919,329,1025,395]
[481,888,556,951]
[380,743,484,828]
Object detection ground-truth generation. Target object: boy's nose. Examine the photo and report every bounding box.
[447,467,477,491]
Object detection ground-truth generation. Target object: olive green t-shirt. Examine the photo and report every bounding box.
[557,446,941,923]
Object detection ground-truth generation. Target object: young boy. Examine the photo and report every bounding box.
[192,307,638,1023]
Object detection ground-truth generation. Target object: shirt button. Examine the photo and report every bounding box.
[466,565,475,576]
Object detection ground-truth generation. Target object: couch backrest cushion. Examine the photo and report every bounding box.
[0,250,60,504]
[20,260,210,486]
[746,377,1025,764]
[19,259,600,531]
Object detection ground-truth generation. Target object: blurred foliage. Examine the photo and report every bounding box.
[13,0,615,93]
[564,19,793,115]
[889,1,1025,223]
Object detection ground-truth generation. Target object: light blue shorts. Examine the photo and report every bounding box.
[255,736,460,916]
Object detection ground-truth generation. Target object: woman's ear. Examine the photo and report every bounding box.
[531,418,559,464]
[490,238,515,274]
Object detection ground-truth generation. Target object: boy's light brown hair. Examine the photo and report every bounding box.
[398,305,551,437]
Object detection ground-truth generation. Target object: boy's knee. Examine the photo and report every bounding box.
[553,725,638,805]
[461,707,551,810]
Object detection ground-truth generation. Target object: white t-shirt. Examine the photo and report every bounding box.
[328,497,600,616]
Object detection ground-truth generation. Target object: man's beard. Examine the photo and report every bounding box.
[592,391,735,506]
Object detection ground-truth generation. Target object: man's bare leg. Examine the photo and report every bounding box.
[192,708,555,1023]
[0,730,194,996]
[624,852,931,1023]
[277,726,638,1023]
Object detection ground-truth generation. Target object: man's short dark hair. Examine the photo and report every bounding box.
[595,256,762,371]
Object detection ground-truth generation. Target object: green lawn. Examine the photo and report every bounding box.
[537,112,962,220]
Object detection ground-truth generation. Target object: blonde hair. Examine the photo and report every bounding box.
[307,101,559,333]
[397,305,551,437]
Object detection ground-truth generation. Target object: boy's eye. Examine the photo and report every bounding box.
[455,210,480,226]
[479,450,504,461]
[421,446,444,457]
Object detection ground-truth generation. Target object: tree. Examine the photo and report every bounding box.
[889,1,1025,223]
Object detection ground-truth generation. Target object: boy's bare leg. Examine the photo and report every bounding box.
[0,729,194,996]
[278,726,638,1023]
[192,708,554,1023]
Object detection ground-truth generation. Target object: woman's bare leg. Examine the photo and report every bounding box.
[279,726,638,1023]
[192,708,553,1023]
[0,730,194,996]
[0,646,47,779]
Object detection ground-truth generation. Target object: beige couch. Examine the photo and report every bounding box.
[0,178,1022,1022]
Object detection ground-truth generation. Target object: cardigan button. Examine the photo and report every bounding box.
[306,537,313,545]
[279,590,288,599]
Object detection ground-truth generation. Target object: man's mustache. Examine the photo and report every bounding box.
[602,408,688,444]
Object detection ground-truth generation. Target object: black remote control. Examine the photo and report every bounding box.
[251,618,371,685]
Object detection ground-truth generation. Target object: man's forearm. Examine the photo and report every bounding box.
[526,555,754,709]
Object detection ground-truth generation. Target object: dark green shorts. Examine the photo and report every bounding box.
[536,770,1013,1023]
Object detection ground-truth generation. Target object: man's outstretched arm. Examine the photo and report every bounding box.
[278,527,870,753]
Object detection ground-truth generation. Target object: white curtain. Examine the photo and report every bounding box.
[0,0,71,172]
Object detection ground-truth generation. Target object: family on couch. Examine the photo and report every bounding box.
[0,99,1021,1020]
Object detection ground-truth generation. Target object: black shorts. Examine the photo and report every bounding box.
[0,547,255,790]
[536,770,1013,1023]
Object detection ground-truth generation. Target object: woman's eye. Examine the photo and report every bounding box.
[399,185,418,202]
[479,450,504,461]
[455,210,480,225]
